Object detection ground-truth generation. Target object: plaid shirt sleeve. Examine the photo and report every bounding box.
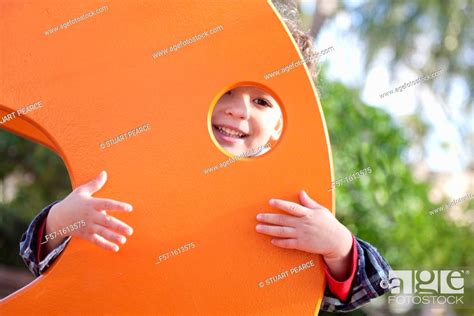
[19,200,72,277]
[320,237,392,313]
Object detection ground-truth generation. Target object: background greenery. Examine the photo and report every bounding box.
[318,72,473,315]
[0,136,70,266]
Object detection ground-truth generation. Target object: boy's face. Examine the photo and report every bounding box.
[211,86,283,156]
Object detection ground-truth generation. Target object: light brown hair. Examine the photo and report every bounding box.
[272,0,318,78]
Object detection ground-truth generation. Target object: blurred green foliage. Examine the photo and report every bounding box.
[319,75,473,270]
[0,132,70,266]
[318,71,473,315]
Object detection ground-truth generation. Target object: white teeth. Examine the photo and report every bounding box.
[217,126,245,138]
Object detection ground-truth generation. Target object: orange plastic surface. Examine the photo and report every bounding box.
[0,1,334,315]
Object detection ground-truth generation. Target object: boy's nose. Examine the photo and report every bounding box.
[225,98,250,120]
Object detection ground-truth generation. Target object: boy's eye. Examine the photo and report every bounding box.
[254,98,272,108]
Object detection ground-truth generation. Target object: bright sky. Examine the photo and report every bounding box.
[300,0,473,174]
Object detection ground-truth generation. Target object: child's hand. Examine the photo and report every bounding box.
[44,171,134,253]
[256,190,353,279]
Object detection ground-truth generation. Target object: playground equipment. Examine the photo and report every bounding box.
[0,1,333,314]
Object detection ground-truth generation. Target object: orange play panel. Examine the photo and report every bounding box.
[0,1,334,314]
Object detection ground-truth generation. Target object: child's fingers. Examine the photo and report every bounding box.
[95,212,133,236]
[269,199,309,217]
[88,233,120,252]
[77,171,107,195]
[256,224,297,238]
[256,213,297,227]
[91,198,133,212]
[270,238,298,249]
[299,190,322,210]
[91,224,127,246]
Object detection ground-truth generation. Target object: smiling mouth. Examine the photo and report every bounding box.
[213,125,249,138]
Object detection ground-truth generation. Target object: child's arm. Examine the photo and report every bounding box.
[19,200,66,277]
[19,171,134,276]
[256,190,391,312]
[320,237,391,312]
